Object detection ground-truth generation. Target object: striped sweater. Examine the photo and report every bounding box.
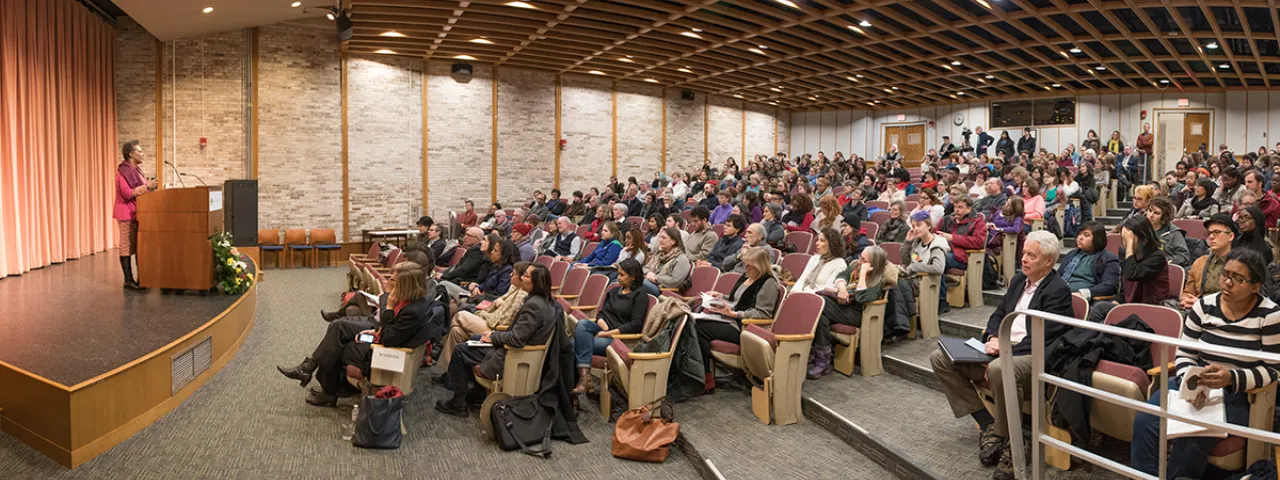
[1175,293,1280,393]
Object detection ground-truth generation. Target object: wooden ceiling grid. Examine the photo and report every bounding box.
[345,0,1280,109]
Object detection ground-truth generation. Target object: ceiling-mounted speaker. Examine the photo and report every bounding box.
[681,89,695,101]
[335,10,353,42]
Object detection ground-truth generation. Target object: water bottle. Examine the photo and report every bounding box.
[351,404,360,423]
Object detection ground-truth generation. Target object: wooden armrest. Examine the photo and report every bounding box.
[868,299,888,305]
[612,333,643,341]
[682,296,696,302]
[915,272,936,278]
[552,286,561,291]
[505,344,549,351]
[659,287,680,292]
[554,294,580,300]
[965,249,985,253]
[628,352,673,360]
[1246,382,1279,395]
[773,334,815,341]
[1093,295,1113,301]
[783,281,796,286]
[495,325,510,331]
[575,304,597,312]
[741,318,775,325]
[1146,362,1174,376]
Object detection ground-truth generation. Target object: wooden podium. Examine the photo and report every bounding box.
[136,186,224,292]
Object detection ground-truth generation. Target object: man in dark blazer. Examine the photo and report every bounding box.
[929,230,1074,480]
[440,227,489,285]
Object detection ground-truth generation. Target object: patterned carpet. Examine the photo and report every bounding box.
[0,267,699,479]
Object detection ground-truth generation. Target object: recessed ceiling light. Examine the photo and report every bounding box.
[985,75,994,79]
[873,100,880,103]
[291,1,302,7]
[1069,47,1081,53]
[202,6,213,13]
[957,91,966,95]
[505,1,537,8]
[847,26,864,34]
[380,31,405,37]
[681,31,703,39]
[977,77,986,83]
[1207,41,1219,49]
[691,28,703,32]
[859,20,872,27]
[976,0,991,9]
[470,38,494,44]
[374,49,396,55]
[326,11,335,20]
[1095,65,1107,70]
[950,94,958,99]
[454,55,477,60]
[758,45,768,50]
[846,76,857,81]
[809,96,819,101]
[1220,63,1230,69]
[588,70,605,75]
[891,86,898,90]
[644,78,659,83]
[1059,51,1069,58]
[770,87,782,92]
[883,88,893,93]
[867,102,875,106]
[773,0,799,8]
[677,68,693,73]
[769,102,779,106]
[618,57,633,63]
[733,94,743,99]
[856,74,864,78]
[1051,83,1061,87]
[951,60,961,66]
[749,48,767,55]
[942,64,953,70]
[1044,85,1052,90]
[1160,79,1170,84]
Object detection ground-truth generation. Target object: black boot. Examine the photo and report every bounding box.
[435,393,470,417]
[320,309,343,322]
[304,386,337,407]
[120,257,146,291]
[277,358,318,387]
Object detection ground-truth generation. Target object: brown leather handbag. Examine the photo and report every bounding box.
[611,398,680,462]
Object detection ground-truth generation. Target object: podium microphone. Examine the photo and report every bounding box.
[180,172,208,187]
[164,160,187,188]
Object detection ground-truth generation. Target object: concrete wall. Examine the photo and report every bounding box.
[114,19,789,239]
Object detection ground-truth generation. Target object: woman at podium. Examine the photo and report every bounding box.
[114,140,156,291]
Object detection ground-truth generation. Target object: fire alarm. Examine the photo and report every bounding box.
[199,137,208,148]
[559,139,567,150]
[1140,110,1147,120]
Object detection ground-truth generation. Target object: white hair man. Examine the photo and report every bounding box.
[928,230,1075,480]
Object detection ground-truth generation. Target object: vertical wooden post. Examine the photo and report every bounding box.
[661,87,667,173]
[554,75,562,189]
[154,39,164,188]
[250,28,259,180]
[340,52,349,242]
[611,81,618,178]
[703,94,709,164]
[491,67,498,204]
[421,59,429,216]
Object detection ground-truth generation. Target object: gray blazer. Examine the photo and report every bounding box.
[481,295,557,378]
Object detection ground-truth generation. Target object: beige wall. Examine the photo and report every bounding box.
[113,19,790,240]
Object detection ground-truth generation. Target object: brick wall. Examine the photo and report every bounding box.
[426,61,492,221]
[496,67,555,210]
[777,111,790,158]
[615,82,663,183]
[665,88,704,177]
[348,54,422,238]
[162,29,247,188]
[745,102,777,162]
[707,95,744,167]
[257,24,342,235]
[113,18,157,179]
[559,74,613,193]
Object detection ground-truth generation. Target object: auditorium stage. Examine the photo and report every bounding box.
[0,251,259,468]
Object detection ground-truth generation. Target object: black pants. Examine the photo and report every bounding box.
[814,297,862,348]
[444,335,490,393]
[311,316,376,394]
[697,321,742,373]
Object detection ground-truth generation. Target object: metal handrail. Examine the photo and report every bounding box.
[996,307,1280,480]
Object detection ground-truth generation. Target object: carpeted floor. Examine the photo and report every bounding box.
[0,267,700,479]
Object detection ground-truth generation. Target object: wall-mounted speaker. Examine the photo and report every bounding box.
[336,12,353,42]
[681,89,695,101]
[224,180,258,247]
[452,63,473,76]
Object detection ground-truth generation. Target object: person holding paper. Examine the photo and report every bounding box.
[928,231,1073,480]
[809,246,895,379]
[436,261,530,371]
[1131,249,1280,479]
[696,247,780,393]
[570,259,649,394]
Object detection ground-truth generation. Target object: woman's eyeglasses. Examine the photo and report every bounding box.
[1221,271,1251,286]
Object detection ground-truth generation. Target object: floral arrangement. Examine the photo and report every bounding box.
[212,231,254,295]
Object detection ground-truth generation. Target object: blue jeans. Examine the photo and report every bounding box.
[642,279,661,298]
[1130,378,1249,478]
[941,252,967,304]
[573,319,613,368]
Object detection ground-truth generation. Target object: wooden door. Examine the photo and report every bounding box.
[884,126,903,160]
[901,124,925,167]
[1184,113,1210,155]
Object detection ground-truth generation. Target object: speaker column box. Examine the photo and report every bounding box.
[223,180,258,247]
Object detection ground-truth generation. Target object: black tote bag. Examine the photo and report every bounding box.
[352,395,404,449]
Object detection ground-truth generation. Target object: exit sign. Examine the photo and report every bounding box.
[897,114,906,121]
[1177,98,1189,107]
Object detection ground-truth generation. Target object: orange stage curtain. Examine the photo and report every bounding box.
[0,0,118,279]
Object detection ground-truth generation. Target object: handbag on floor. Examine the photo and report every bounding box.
[611,398,680,463]
[351,387,404,449]
[491,395,555,457]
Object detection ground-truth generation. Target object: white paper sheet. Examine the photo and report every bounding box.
[1166,388,1227,439]
[370,346,407,373]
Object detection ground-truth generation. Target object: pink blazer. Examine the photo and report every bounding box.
[114,172,147,221]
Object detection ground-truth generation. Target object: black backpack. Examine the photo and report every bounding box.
[491,395,555,457]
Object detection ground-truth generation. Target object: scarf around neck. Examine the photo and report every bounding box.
[118,161,145,189]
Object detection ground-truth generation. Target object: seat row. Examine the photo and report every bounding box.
[258,228,342,268]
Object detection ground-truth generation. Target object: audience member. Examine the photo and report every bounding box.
[783,193,816,232]
[791,227,848,294]
[1181,213,1236,309]
[935,196,988,272]
[510,223,536,262]
[1176,178,1219,219]
[1234,205,1273,263]
[684,207,717,262]
[702,214,746,269]
[642,227,692,297]
[876,200,909,244]
[440,227,490,285]
[1089,216,1170,322]
[929,231,1073,480]
[437,262,530,371]
[810,245,896,379]
[577,222,623,268]
[761,202,787,248]
[541,216,583,261]
[696,247,780,393]
[1145,197,1192,268]
[571,258,649,394]
[1057,221,1119,303]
